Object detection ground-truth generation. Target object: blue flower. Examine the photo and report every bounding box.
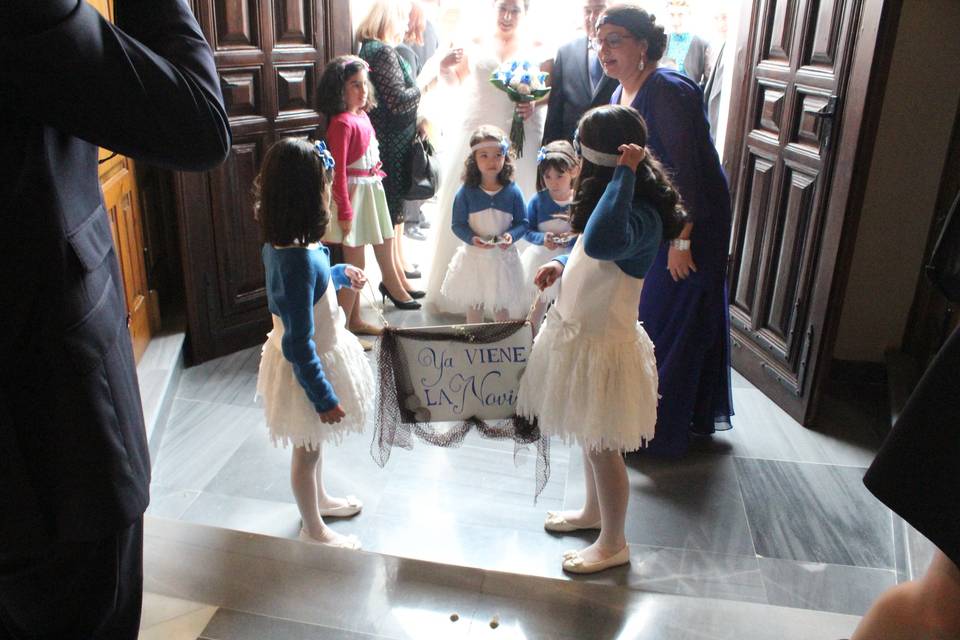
[510,61,519,71]
[496,70,511,84]
[314,140,335,171]
[536,147,547,164]
[500,139,510,156]
[520,73,533,86]
[521,61,531,70]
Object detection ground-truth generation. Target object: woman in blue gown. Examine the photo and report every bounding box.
[595,5,733,456]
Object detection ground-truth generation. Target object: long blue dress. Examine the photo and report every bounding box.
[612,68,733,457]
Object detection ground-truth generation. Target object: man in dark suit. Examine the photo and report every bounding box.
[542,0,618,145]
[0,1,230,637]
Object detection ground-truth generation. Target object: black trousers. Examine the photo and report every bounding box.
[0,517,143,639]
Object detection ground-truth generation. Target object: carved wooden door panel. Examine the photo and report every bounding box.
[178,0,351,363]
[725,0,894,423]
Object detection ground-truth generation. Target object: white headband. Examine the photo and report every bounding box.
[471,139,510,153]
[579,143,621,167]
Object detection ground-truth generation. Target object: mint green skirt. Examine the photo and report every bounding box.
[325,180,395,247]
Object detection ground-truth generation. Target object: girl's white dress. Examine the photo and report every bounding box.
[520,213,573,305]
[256,279,374,449]
[440,205,527,319]
[425,48,547,314]
[516,240,659,451]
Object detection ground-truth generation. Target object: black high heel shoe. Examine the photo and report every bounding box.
[407,289,426,299]
[379,282,421,310]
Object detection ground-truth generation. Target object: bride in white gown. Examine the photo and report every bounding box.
[424,0,551,315]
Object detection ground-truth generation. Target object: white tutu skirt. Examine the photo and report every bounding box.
[440,244,528,319]
[256,329,374,449]
[520,243,569,305]
[516,309,659,451]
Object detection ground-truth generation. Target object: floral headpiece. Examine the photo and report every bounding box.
[536,147,548,164]
[314,140,336,171]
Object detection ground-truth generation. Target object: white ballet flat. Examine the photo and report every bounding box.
[561,547,630,574]
[318,495,363,518]
[298,528,362,550]
[544,511,602,533]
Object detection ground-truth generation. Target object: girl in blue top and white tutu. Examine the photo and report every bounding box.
[521,140,580,331]
[254,138,375,550]
[440,125,529,323]
[517,105,686,574]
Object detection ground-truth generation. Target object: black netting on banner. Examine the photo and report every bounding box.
[373,321,550,500]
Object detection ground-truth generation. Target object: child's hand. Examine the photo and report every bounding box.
[617,144,646,172]
[498,232,513,250]
[343,265,367,291]
[472,236,494,249]
[534,261,564,290]
[339,218,352,236]
[319,404,346,424]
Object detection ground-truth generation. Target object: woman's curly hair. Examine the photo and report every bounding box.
[570,105,686,239]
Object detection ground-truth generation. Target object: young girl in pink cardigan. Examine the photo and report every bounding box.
[318,55,422,337]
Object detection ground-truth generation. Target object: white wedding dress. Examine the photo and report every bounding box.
[424,47,548,315]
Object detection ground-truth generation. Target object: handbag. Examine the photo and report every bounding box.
[926,190,960,303]
[404,135,439,201]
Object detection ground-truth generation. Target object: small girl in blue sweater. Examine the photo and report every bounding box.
[440,125,529,323]
[254,138,374,550]
[517,105,686,574]
[521,140,580,330]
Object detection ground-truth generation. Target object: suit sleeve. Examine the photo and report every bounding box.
[0,0,230,171]
[541,47,564,145]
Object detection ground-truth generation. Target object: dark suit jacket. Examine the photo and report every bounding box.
[542,37,618,145]
[0,0,230,551]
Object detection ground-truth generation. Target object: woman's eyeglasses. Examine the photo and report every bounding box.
[592,33,636,49]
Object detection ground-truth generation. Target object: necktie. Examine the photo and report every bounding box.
[588,47,603,92]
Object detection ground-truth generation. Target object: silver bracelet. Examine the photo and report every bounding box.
[671,238,691,251]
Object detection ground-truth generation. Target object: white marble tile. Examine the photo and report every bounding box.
[140,592,212,629]
[147,484,201,519]
[176,347,261,408]
[151,399,264,491]
[758,557,897,616]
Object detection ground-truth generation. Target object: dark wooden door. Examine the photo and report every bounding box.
[723,0,898,423]
[177,0,352,363]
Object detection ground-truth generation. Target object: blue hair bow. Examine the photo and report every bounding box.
[500,138,510,156]
[536,147,548,164]
[314,140,335,171]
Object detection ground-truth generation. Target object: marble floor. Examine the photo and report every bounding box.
[146,212,899,631]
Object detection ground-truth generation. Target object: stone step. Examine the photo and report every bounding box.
[143,517,861,640]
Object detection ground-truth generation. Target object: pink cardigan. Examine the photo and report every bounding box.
[324,111,383,221]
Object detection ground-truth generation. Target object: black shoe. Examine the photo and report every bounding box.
[379,282,421,310]
[404,269,422,279]
[407,289,426,299]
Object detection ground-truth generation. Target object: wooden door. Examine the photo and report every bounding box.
[88,0,156,362]
[723,0,898,423]
[177,0,351,363]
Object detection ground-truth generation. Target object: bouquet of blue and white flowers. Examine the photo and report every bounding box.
[490,60,550,158]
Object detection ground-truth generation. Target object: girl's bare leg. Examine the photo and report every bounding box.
[372,239,414,302]
[466,305,484,324]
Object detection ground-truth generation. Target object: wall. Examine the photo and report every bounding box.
[833,0,960,362]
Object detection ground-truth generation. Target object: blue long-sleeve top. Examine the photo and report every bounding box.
[524,190,574,245]
[262,244,352,412]
[555,166,662,278]
[450,183,529,245]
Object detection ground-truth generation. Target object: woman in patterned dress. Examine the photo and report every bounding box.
[357,0,424,299]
